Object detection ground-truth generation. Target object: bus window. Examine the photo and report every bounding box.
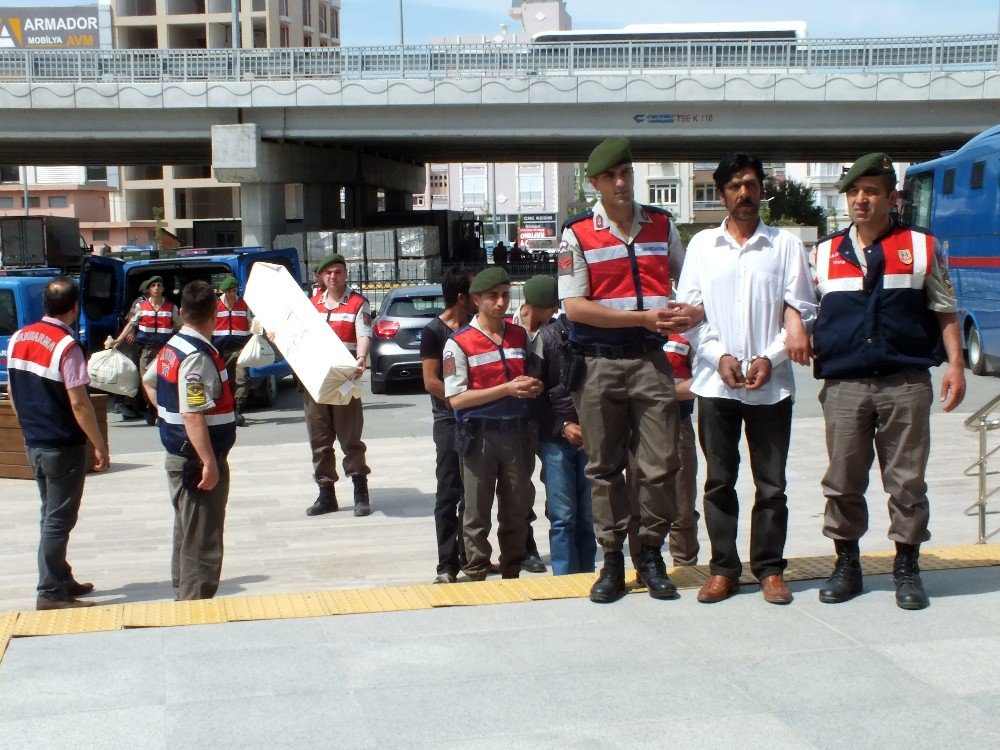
[971,161,985,189]
[903,171,934,228]
[942,168,956,195]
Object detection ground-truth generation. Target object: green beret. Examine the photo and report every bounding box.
[587,136,632,178]
[315,253,347,274]
[218,275,238,292]
[523,275,558,308]
[470,267,511,295]
[836,152,896,193]
[139,275,164,294]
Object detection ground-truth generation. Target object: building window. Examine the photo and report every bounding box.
[971,161,986,190]
[318,5,327,34]
[461,165,487,208]
[517,164,544,206]
[413,194,426,208]
[92,229,110,241]
[48,195,68,208]
[279,0,289,17]
[280,25,290,47]
[0,196,13,208]
[302,0,311,26]
[85,166,107,183]
[648,182,678,206]
[694,183,720,208]
[0,166,19,183]
[330,8,339,38]
[304,34,312,47]
[23,196,40,208]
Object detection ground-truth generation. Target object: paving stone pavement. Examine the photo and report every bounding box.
[1,403,997,748]
[0,566,997,749]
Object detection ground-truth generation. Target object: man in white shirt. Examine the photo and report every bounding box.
[677,152,816,605]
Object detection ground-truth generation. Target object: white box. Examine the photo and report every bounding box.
[365,229,397,262]
[397,226,441,258]
[337,232,365,261]
[244,262,359,405]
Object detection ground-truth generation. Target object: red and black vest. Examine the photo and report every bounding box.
[312,290,365,352]
[135,299,177,349]
[813,221,945,379]
[450,321,531,421]
[155,332,237,456]
[212,298,252,352]
[564,205,674,346]
[8,320,87,448]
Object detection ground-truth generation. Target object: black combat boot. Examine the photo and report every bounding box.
[893,542,929,610]
[589,549,627,603]
[306,485,338,516]
[353,475,372,517]
[234,406,246,427]
[818,539,863,603]
[636,545,679,600]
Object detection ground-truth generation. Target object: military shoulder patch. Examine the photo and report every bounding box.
[557,249,574,276]
[443,350,457,378]
[186,382,207,407]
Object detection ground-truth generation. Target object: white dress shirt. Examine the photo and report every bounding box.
[676,219,817,405]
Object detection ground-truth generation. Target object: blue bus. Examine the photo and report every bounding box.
[903,124,1000,375]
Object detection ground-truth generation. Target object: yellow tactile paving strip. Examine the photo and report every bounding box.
[123,600,227,628]
[0,544,996,668]
[0,613,16,661]
[13,605,123,637]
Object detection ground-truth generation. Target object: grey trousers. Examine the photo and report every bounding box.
[461,425,536,579]
[303,391,369,486]
[628,413,700,566]
[221,347,249,408]
[167,452,230,600]
[819,369,934,545]
[28,444,87,601]
[573,350,680,552]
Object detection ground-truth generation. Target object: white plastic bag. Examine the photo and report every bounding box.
[236,333,276,369]
[87,348,140,397]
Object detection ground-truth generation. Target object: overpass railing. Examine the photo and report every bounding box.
[0,35,997,83]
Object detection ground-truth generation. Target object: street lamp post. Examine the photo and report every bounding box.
[399,0,404,46]
[231,0,240,49]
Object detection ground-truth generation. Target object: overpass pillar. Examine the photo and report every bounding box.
[301,183,344,231]
[343,185,380,229]
[383,189,410,213]
[239,183,286,248]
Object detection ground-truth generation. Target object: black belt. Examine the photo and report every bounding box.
[573,342,657,359]
[465,417,532,432]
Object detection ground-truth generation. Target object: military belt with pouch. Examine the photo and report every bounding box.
[559,339,587,391]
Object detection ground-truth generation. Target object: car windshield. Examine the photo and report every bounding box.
[385,294,446,319]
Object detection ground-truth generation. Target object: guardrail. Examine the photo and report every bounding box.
[0,34,997,83]
[963,394,1000,543]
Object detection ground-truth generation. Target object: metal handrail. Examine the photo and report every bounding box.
[963,393,1000,543]
[0,34,996,84]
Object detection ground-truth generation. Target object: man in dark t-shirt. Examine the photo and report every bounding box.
[421,267,476,583]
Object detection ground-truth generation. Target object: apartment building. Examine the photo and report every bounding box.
[0,165,172,249]
[108,0,341,244]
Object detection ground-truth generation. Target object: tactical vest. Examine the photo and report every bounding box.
[212,298,251,352]
[450,322,531,421]
[135,299,177,349]
[312,290,365,351]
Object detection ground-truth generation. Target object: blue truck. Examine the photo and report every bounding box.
[0,268,63,392]
[903,124,1000,375]
[78,246,302,404]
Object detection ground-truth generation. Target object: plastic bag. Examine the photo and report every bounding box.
[237,334,277,369]
[87,348,140,397]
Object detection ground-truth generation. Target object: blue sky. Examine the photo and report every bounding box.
[341,0,999,46]
[22,0,1000,45]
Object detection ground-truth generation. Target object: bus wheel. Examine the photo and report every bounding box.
[967,323,991,376]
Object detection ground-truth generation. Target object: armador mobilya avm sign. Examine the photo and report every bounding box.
[0,6,99,49]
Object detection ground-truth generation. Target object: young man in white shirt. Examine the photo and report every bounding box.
[676,152,816,605]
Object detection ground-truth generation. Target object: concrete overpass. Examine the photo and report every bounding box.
[0,36,998,242]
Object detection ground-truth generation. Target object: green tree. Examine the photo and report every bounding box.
[763,179,827,234]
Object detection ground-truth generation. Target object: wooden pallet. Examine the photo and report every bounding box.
[0,394,108,479]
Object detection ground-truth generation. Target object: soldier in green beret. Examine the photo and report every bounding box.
[304,252,375,517]
[559,136,702,603]
[212,275,252,427]
[442,268,545,581]
[805,152,966,610]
